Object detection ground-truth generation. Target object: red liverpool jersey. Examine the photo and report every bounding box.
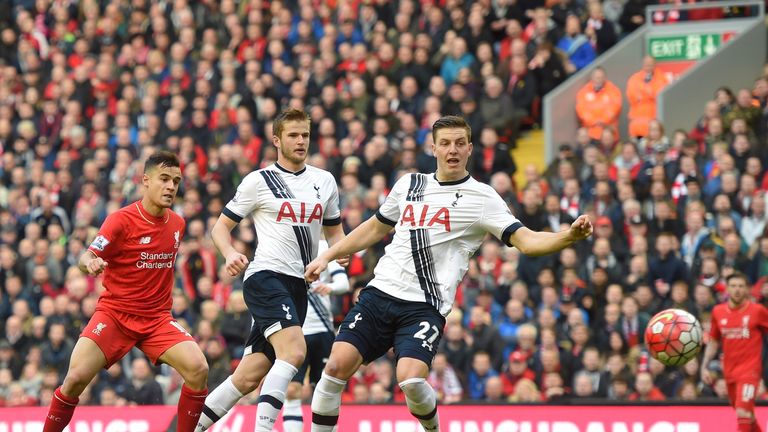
[710,301,768,381]
[87,201,185,316]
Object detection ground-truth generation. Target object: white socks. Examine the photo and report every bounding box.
[310,372,347,432]
[399,378,440,432]
[195,376,244,431]
[282,398,304,432]
[255,359,298,432]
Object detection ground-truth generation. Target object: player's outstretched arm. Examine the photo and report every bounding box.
[211,213,250,277]
[700,338,720,385]
[509,215,593,256]
[78,250,108,276]
[305,215,392,282]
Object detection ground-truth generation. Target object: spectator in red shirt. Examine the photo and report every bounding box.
[629,371,666,401]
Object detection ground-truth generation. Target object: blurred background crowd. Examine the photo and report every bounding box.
[0,0,767,408]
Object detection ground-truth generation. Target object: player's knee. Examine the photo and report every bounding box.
[186,360,209,387]
[280,350,306,369]
[61,370,91,395]
[399,377,431,401]
[323,357,352,380]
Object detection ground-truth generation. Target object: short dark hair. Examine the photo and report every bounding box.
[273,108,310,139]
[144,151,180,173]
[431,115,471,144]
[726,272,749,285]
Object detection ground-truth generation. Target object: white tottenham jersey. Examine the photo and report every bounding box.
[372,173,523,316]
[223,163,341,280]
[304,240,350,335]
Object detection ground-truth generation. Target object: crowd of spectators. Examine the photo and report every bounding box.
[0,0,765,409]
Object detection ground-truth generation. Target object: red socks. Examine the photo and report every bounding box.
[739,417,755,432]
[43,387,79,432]
[177,384,208,432]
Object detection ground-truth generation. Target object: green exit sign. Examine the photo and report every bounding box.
[648,34,723,61]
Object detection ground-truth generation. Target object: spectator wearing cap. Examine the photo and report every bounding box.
[676,175,704,218]
[626,56,671,138]
[501,350,536,396]
[592,215,629,263]
[544,144,581,184]
[557,15,596,73]
[576,67,622,142]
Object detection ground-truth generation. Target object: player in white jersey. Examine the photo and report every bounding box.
[196,109,344,432]
[304,116,593,431]
[283,240,350,432]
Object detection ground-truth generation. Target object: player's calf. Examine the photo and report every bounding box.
[311,372,347,432]
[283,382,305,432]
[736,408,758,432]
[399,377,440,432]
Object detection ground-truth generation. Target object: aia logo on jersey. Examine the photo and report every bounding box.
[276,202,323,225]
[400,204,451,232]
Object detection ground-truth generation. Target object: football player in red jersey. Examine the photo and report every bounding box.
[43,152,209,432]
[702,272,768,432]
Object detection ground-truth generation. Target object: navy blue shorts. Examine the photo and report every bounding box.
[292,331,335,385]
[243,270,308,361]
[336,287,445,365]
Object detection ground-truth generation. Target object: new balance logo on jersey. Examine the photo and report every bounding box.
[276,202,323,224]
[349,313,362,329]
[282,304,292,320]
[451,191,463,207]
[139,236,151,244]
[400,204,451,232]
[92,322,107,336]
[314,184,321,199]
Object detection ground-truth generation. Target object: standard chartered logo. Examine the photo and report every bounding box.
[136,252,176,269]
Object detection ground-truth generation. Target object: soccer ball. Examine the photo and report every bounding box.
[644,308,703,366]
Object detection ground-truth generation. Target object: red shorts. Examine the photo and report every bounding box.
[727,378,760,412]
[81,308,194,367]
